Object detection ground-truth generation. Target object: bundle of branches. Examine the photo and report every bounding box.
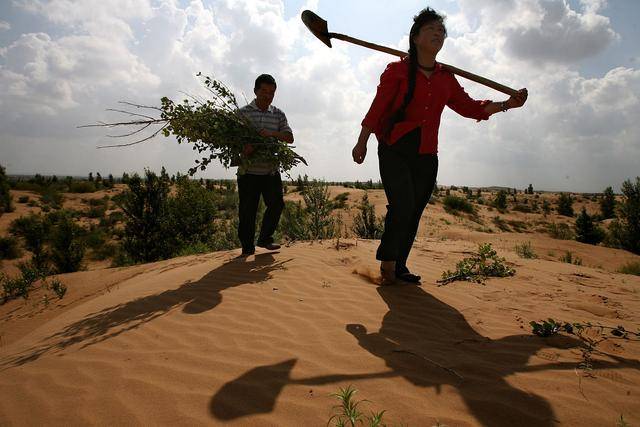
[81,73,306,175]
[438,243,516,285]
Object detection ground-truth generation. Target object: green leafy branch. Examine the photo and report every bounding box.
[81,74,306,175]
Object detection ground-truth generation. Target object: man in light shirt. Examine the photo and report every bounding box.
[236,74,294,256]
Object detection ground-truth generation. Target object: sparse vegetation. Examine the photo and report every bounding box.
[439,243,515,285]
[560,251,582,265]
[493,190,508,212]
[556,193,574,217]
[492,216,510,232]
[618,261,640,276]
[332,192,350,209]
[1,260,67,303]
[600,186,616,220]
[302,180,336,240]
[443,195,475,215]
[547,222,574,240]
[574,207,604,245]
[0,165,13,215]
[50,214,86,273]
[529,319,640,371]
[0,236,22,260]
[352,194,384,239]
[605,177,640,254]
[515,241,537,259]
[327,385,388,427]
[10,214,50,271]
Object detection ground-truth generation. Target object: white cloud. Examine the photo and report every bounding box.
[0,0,637,192]
[0,20,11,31]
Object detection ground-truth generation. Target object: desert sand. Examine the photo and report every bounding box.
[1,186,640,426]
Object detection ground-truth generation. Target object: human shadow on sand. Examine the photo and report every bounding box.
[2,253,289,368]
[210,283,640,426]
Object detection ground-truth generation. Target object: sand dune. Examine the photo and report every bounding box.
[1,239,639,426]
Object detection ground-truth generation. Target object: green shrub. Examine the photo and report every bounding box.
[48,279,67,299]
[167,177,219,252]
[328,385,387,427]
[302,180,335,240]
[1,261,46,302]
[507,220,529,233]
[0,165,13,215]
[175,242,211,257]
[84,227,107,249]
[209,218,241,250]
[90,242,118,261]
[0,236,22,259]
[295,174,308,192]
[513,204,532,213]
[547,222,574,240]
[492,216,510,232]
[560,251,582,265]
[40,187,63,208]
[352,194,384,239]
[88,197,109,207]
[493,190,508,211]
[443,195,475,215]
[515,241,537,259]
[9,214,50,270]
[618,261,640,276]
[67,181,97,193]
[600,186,616,219]
[608,177,640,254]
[50,215,85,273]
[118,170,173,263]
[279,201,312,241]
[332,192,350,209]
[557,193,574,217]
[86,206,107,218]
[440,243,515,285]
[575,207,604,245]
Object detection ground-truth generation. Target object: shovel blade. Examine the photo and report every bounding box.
[301,10,332,48]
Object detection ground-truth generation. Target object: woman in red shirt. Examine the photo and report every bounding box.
[352,7,527,284]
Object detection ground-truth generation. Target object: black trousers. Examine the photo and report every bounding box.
[237,173,284,251]
[376,128,438,272]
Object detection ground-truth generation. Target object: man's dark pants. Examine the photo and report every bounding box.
[237,173,284,252]
[375,128,439,273]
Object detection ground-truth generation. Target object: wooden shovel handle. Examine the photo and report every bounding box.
[330,33,519,97]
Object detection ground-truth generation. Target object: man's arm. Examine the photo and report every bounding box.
[260,109,294,143]
[259,129,294,143]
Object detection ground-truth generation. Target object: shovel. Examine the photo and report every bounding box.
[301,10,518,96]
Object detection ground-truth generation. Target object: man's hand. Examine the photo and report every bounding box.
[258,129,273,138]
[352,142,367,164]
[507,88,528,109]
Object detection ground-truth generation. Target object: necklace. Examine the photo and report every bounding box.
[417,62,436,72]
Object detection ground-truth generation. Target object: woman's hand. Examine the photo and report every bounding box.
[507,88,528,109]
[353,126,373,164]
[352,142,367,164]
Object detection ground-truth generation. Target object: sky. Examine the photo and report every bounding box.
[0,0,638,192]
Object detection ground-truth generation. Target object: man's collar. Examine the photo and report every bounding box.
[249,99,274,112]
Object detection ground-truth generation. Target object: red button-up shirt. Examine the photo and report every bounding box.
[362,58,491,154]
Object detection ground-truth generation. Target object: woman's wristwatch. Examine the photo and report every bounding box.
[501,101,510,112]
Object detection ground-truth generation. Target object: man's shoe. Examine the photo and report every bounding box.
[240,247,255,256]
[257,241,281,250]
